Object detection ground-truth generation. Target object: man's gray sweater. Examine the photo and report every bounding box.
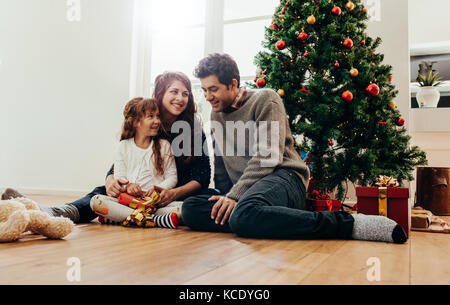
[211,88,310,200]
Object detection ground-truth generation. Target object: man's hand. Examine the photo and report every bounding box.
[209,196,237,225]
[126,183,143,197]
[147,185,177,207]
[105,175,128,197]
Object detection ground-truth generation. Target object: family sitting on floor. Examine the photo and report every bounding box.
[1,53,408,244]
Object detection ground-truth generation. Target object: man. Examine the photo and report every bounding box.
[181,53,407,243]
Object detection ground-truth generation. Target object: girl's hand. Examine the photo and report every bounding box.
[126,183,143,197]
[151,185,177,207]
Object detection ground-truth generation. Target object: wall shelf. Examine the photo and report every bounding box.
[409,108,450,132]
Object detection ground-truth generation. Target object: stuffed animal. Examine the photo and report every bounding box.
[0,197,74,242]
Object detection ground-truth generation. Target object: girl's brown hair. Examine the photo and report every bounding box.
[153,71,198,164]
[120,97,164,176]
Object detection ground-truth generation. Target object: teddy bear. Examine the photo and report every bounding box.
[0,196,74,242]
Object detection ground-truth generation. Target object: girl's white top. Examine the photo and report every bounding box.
[114,138,177,192]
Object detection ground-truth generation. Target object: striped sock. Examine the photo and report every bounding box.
[154,213,179,229]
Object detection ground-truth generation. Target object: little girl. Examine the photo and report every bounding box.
[90,97,179,228]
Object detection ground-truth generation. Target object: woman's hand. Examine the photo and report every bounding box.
[126,183,143,197]
[147,185,177,207]
[105,175,128,198]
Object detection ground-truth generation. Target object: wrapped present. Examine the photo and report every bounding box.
[306,190,341,212]
[120,191,161,228]
[356,176,410,237]
[306,199,342,212]
[118,192,160,214]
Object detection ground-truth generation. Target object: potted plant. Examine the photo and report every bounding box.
[416,70,443,108]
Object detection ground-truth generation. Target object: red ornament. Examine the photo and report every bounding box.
[342,90,353,101]
[360,40,366,45]
[329,140,334,146]
[254,77,257,82]
[262,70,267,75]
[396,117,405,126]
[363,8,368,13]
[331,6,342,16]
[276,40,286,50]
[297,32,308,41]
[256,78,266,88]
[366,83,380,96]
[334,61,340,67]
[389,74,393,82]
[304,51,309,57]
[281,9,285,14]
[270,21,279,31]
[301,87,311,93]
[285,2,289,7]
[378,121,387,125]
[342,38,354,48]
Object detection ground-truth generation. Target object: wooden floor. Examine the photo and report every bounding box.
[1,194,449,285]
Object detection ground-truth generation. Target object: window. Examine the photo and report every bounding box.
[150,0,206,81]
[223,0,279,78]
[136,0,279,117]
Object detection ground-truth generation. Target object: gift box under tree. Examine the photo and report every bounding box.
[305,189,342,212]
[356,176,410,237]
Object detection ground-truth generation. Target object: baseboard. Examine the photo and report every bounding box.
[0,186,88,197]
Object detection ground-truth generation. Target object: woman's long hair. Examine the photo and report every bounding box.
[120,97,164,176]
[152,71,199,165]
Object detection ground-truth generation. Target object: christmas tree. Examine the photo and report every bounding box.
[251,0,427,200]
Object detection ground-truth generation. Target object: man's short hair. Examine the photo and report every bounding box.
[194,53,240,88]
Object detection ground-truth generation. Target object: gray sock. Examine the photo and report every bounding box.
[351,213,407,244]
[39,204,80,223]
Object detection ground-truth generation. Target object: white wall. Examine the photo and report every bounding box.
[0,0,134,194]
[409,0,450,45]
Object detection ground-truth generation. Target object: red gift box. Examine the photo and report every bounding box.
[306,199,342,212]
[356,186,410,237]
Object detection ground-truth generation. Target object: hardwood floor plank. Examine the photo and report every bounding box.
[410,216,450,285]
[299,240,410,285]
[184,240,346,285]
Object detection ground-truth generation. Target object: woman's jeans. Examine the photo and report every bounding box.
[182,168,354,240]
[68,186,107,223]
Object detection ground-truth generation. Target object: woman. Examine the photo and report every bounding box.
[3,72,212,223]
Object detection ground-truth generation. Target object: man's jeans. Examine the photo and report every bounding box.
[182,168,354,240]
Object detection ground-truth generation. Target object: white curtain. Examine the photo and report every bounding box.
[129,0,153,98]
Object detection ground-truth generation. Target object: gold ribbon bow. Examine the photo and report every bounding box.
[374,176,398,217]
[375,175,399,188]
[122,191,161,228]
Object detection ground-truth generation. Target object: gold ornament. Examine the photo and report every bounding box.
[307,15,316,24]
[349,67,359,77]
[346,1,355,11]
[389,101,396,109]
[278,89,285,96]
